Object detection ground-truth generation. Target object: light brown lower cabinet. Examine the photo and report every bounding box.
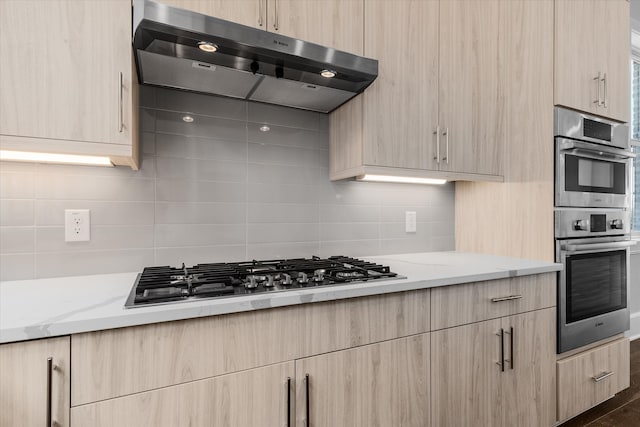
[431,308,556,427]
[71,334,429,427]
[0,336,70,427]
[557,337,630,423]
[295,334,430,427]
[71,361,295,427]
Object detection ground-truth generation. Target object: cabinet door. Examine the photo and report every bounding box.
[555,0,629,122]
[71,361,294,427]
[0,337,70,427]
[431,318,503,427]
[439,0,503,176]
[296,334,429,427]
[501,308,556,427]
[0,0,134,146]
[270,0,363,55]
[362,0,439,170]
[160,0,264,29]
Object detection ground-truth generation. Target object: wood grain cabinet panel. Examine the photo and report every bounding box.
[295,334,430,427]
[557,337,630,423]
[330,0,505,182]
[431,308,556,427]
[0,337,70,427]
[160,0,263,29]
[272,0,363,55]
[71,289,430,406]
[0,0,139,168]
[431,273,556,330]
[438,0,503,176]
[71,361,294,427]
[361,0,438,170]
[554,0,630,122]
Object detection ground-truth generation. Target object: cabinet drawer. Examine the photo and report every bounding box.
[430,273,556,330]
[557,338,630,423]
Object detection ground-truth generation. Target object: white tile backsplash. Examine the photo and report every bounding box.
[0,88,454,280]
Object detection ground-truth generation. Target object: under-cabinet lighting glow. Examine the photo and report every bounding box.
[259,125,270,132]
[0,150,113,167]
[182,115,195,123]
[357,174,447,185]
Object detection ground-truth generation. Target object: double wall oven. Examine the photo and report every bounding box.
[555,107,636,353]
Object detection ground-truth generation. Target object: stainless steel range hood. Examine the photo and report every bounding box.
[132,0,378,113]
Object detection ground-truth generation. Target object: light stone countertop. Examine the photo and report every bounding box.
[0,251,562,344]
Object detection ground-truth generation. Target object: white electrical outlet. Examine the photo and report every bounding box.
[405,211,417,233]
[65,209,90,242]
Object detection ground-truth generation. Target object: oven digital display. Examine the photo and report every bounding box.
[590,214,607,233]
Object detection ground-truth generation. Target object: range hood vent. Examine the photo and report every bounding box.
[133,0,378,113]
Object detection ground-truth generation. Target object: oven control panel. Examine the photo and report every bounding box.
[555,208,630,238]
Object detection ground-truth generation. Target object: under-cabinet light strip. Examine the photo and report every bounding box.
[0,150,113,167]
[357,174,447,185]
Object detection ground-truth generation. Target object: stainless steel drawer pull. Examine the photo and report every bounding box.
[46,357,53,427]
[592,371,614,382]
[434,127,440,163]
[594,72,601,105]
[442,127,449,164]
[602,73,608,108]
[118,72,124,133]
[490,295,523,303]
[496,329,505,372]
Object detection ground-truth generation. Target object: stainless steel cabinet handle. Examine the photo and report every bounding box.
[274,0,279,31]
[506,327,514,370]
[594,72,601,106]
[592,371,614,382]
[602,73,608,108]
[433,127,440,163]
[284,377,291,427]
[258,0,264,26]
[118,72,124,133]
[496,329,504,372]
[442,128,449,164]
[490,295,523,303]
[46,357,53,427]
[303,374,310,427]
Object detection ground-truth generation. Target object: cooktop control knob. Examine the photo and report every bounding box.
[573,219,588,231]
[610,219,624,230]
[313,269,326,282]
[297,272,309,284]
[245,275,259,289]
[281,273,292,286]
[264,275,275,287]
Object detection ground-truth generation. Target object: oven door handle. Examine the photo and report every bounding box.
[559,141,636,159]
[563,240,636,253]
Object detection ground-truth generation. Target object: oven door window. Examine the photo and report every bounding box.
[566,250,627,323]
[565,155,626,194]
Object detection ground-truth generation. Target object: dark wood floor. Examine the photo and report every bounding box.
[559,339,640,426]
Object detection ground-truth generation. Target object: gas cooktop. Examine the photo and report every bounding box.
[124,256,404,308]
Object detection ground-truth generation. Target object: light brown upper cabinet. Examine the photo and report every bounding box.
[554,0,630,122]
[160,0,264,29]
[330,0,504,182]
[163,0,364,55]
[0,337,70,427]
[0,0,139,168]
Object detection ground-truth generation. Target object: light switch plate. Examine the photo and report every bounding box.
[405,211,417,233]
[65,209,90,242]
